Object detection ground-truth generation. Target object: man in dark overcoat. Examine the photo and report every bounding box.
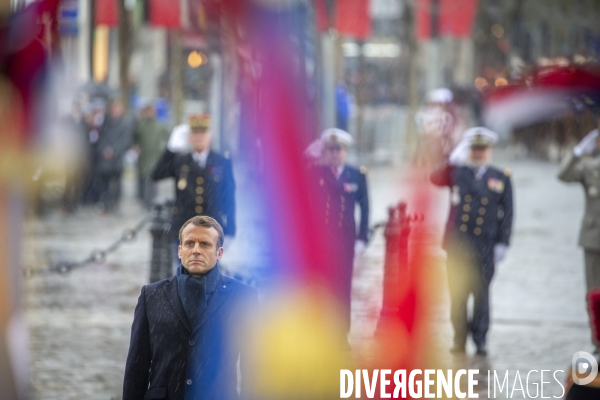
[96,97,134,213]
[123,216,258,400]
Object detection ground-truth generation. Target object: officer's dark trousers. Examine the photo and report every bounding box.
[446,239,494,350]
[331,235,355,335]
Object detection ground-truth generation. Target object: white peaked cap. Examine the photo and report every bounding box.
[320,128,354,147]
[427,88,453,104]
[463,127,499,146]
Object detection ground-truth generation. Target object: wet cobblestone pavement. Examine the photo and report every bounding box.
[23,155,591,399]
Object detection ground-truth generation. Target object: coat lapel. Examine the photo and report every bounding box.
[163,277,192,333]
[193,274,231,334]
[341,166,351,184]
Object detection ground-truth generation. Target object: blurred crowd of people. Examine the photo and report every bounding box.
[57,94,170,215]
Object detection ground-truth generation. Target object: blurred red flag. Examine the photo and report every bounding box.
[95,0,119,26]
[315,0,371,40]
[439,0,477,37]
[149,0,180,28]
[4,0,60,142]
[415,0,431,40]
[416,0,478,40]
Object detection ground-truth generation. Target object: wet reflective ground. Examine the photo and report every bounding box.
[23,153,591,399]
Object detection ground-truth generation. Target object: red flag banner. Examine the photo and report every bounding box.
[439,0,477,38]
[315,0,371,40]
[416,0,478,41]
[149,0,180,28]
[416,0,432,40]
[94,0,119,26]
[336,0,370,39]
[315,0,330,32]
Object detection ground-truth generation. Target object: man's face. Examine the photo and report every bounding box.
[178,225,223,276]
[324,145,348,168]
[189,129,211,152]
[141,106,155,119]
[469,146,491,167]
[110,101,125,119]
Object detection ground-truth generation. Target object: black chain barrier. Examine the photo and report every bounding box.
[25,215,150,277]
[24,201,420,285]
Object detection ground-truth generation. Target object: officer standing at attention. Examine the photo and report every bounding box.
[152,114,236,263]
[313,128,369,335]
[431,127,513,356]
[558,122,600,350]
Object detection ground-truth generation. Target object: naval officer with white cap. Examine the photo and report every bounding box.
[313,128,370,335]
[431,127,514,356]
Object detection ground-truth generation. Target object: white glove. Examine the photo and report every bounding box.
[449,139,471,166]
[574,129,599,157]
[304,138,324,160]
[494,244,508,264]
[167,124,191,153]
[222,236,233,250]
[354,240,366,256]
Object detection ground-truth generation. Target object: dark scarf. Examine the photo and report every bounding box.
[176,263,221,327]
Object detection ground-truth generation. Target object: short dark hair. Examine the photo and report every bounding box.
[178,216,224,248]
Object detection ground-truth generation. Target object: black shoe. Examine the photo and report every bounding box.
[476,346,487,356]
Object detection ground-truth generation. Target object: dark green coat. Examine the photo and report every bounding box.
[134,117,170,175]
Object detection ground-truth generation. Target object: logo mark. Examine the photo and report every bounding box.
[572,351,599,385]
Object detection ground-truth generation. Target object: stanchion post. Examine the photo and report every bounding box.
[149,202,173,283]
[377,202,411,332]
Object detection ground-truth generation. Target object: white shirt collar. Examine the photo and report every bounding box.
[192,149,210,168]
[331,165,345,179]
[474,165,487,179]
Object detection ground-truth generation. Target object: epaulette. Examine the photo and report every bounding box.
[503,168,511,177]
[360,166,368,174]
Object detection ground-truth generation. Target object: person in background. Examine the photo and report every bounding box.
[96,97,134,213]
[133,99,170,209]
[81,97,106,206]
[431,127,514,356]
[558,120,600,352]
[312,128,369,336]
[152,114,236,269]
[60,99,89,213]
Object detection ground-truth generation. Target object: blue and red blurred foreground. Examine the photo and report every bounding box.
[215,2,439,399]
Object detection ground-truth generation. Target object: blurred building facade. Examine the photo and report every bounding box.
[52,0,600,162]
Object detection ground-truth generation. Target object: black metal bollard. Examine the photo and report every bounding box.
[149,202,174,283]
[376,202,412,333]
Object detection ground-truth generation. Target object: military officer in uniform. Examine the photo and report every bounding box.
[313,128,369,334]
[558,124,600,349]
[152,114,236,265]
[431,127,513,356]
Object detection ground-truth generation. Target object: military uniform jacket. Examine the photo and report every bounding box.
[152,149,236,239]
[122,274,258,400]
[314,165,369,243]
[431,163,513,250]
[558,151,600,252]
